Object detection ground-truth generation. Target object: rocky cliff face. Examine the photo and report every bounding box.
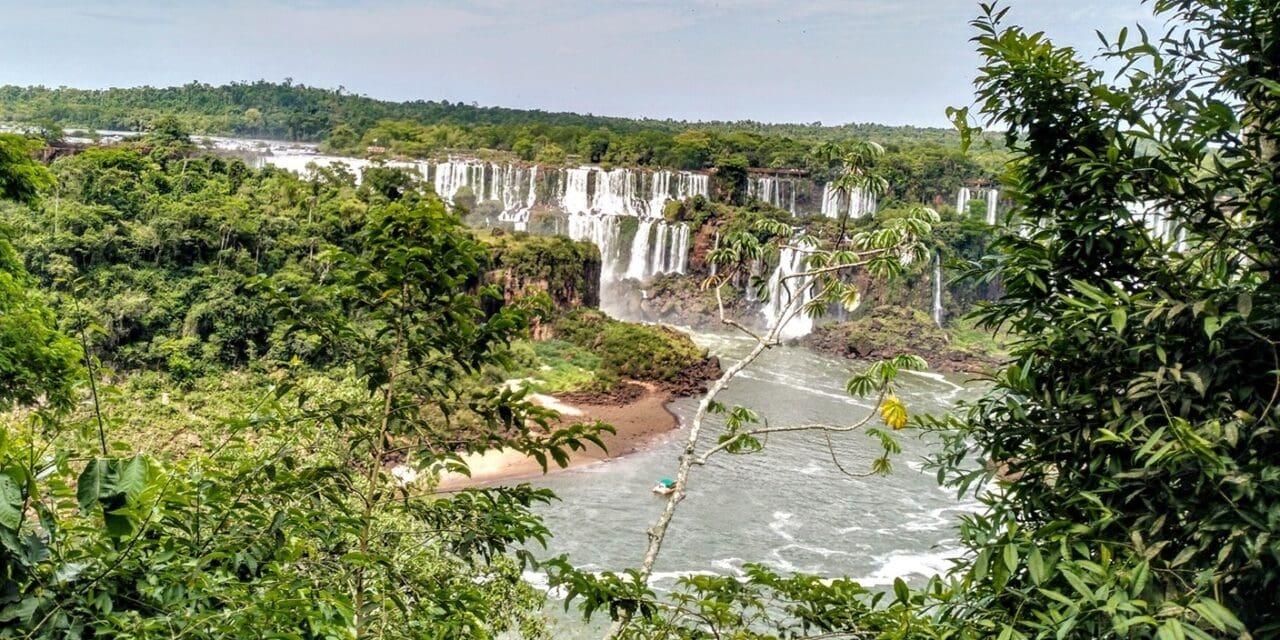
[483,233,601,338]
[485,232,601,310]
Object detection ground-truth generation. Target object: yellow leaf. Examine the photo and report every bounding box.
[880,395,908,430]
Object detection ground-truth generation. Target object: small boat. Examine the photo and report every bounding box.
[652,478,676,495]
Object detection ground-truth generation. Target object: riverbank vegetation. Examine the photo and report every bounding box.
[0,124,621,636]
[1,1,1275,637]
[554,1,1279,637]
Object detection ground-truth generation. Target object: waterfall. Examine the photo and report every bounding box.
[932,253,944,328]
[955,186,972,214]
[675,172,709,201]
[562,168,593,214]
[567,213,623,280]
[748,176,798,214]
[985,189,999,225]
[820,184,841,218]
[263,154,708,288]
[648,171,672,217]
[672,224,690,274]
[762,247,815,340]
[650,223,670,274]
[622,221,691,280]
[820,183,876,219]
[848,187,876,218]
[591,168,644,217]
[625,220,654,280]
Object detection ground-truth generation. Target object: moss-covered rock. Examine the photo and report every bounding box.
[552,309,719,391]
[800,306,1000,374]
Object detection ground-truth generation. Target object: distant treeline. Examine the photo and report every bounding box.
[0,81,1007,185]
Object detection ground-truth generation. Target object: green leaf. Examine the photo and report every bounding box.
[1157,619,1185,640]
[893,577,910,604]
[77,459,110,514]
[103,512,135,539]
[1111,308,1127,335]
[116,456,151,503]
[1003,544,1019,573]
[1237,292,1253,318]
[0,475,22,531]
[1028,547,1046,585]
[1203,315,1222,339]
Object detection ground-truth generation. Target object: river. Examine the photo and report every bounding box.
[525,327,985,636]
[180,136,988,634]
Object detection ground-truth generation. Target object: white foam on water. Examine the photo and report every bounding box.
[736,370,875,409]
[775,543,852,559]
[797,461,824,476]
[851,547,965,586]
[768,511,798,542]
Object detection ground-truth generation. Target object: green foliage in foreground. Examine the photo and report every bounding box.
[0,140,615,636]
[544,1,1280,638]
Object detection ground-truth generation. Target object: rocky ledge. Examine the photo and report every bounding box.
[799,306,1001,375]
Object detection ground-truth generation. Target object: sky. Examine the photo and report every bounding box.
[0,0,1156,127]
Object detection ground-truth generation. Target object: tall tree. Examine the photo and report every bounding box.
[932,1,1279,637]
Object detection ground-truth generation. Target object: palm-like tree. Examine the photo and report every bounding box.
[817,140,888,243]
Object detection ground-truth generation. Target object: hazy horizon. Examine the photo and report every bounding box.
[1,0,1153,128]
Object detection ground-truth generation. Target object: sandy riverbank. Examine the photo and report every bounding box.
[433,381,680,490]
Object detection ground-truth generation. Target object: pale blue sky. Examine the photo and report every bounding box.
[0,0,1155,126]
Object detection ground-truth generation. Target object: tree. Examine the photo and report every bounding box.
[0,137,80,411]
[32,118,64,146]
[146,115,194,154]
[241,107,264,135]
[928,1,1278,637]
[324,123,359,152]
[0,134,53,203]
[547,204,941,637]
[0,177,609,638]
[711,153,749,204]
[534,142,567,165]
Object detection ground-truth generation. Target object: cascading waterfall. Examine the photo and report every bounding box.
[820,184,842,217]
[955,187,972,215]
[748,176,797,213]
[649,222,670,274]
[956,186,1000,224]
[848,188,876,218]
[626,220,654,280]
[932,253,944,328]
[567,213,623,280]
[820,183,876,219]
[591,168,644,217]
[648,171,672,217]
[671,224,690,274]
[433,159,476,202]
[762,247,815,340]
[561,168,594,214]
[264,154,710,288]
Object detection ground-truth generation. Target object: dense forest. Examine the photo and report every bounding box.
[0,1,1277,638]
[0,82,1008,178]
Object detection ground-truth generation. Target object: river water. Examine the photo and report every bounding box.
[525,328,985,635]
[175,137,988,633]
